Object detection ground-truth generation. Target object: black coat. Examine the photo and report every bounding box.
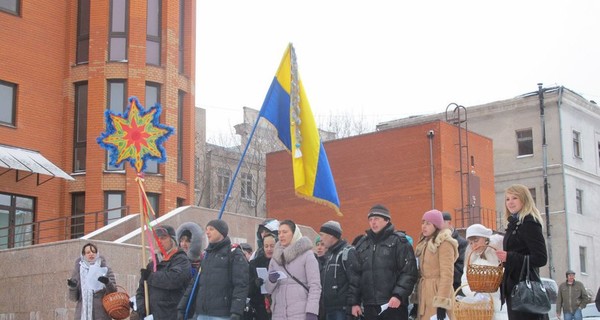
[501,213,548,319]
[180,237,249,318]
[451,229,468,290]
[321,239,360,313]
[248,254,271,320]
[353,223,418,306]
[136,249,192,320]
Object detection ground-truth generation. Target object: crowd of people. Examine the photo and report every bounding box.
[67,184,598,320]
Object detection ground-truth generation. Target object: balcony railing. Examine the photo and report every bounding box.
[0,206,130,250]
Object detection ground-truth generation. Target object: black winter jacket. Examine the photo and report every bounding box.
[136,249,192,320]
[451,229,468,290]
[321,239,360,313]
[180,237,249,318]
[248,254,270,314]
[353,223,418,306]
[501,214,548,304]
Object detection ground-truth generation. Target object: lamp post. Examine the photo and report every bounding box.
[538,83,553,279]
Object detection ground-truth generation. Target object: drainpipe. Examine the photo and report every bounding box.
[538,83,553,279]
[428,129,435,208]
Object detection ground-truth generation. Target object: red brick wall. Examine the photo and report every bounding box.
[0,0,196,241]
[266,120,495,244]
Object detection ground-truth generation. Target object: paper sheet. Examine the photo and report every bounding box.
[257,267,268,294]
[379,303,389,315]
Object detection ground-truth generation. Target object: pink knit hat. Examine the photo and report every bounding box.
[422,209,444,230]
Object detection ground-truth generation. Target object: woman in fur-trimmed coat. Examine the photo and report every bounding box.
[415,210,459,320]
[266,220,322,320]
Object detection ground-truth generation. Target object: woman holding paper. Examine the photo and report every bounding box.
[247,233,277,320]
[266,220,322,320]
[67,242,117,320]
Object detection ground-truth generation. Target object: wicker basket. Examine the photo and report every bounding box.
[466,245,504,293]
[454,285,494,320]
[102,285,131,320]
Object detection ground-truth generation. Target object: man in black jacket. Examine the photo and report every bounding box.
[179,219,249,320]
[136,225,192,320]
[351,204,418,320]
[442,212,468,291]
[319,220,359,320]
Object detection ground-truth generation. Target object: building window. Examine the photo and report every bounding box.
[516,129,533,156]
[146,0,161,65]
[76,0,90,63]
[241,173,253,200]
[598,141,600,168]
[177,197,185,207]
[177,90,185,180]
[145,82,161,174]
[576,189,583,214]
[573,130,581,158]
[109,0,128,61]
[106,80,126,171]
[74,82,88,172]
[528,188,537,206]
[0,80,17,126]
[0,192,34,249]
[0,0,20,16]
[217,168,231,197]
[178,0,184,74]
[105,192,125,225]
[71,193,85,239]
[579,246,587,274]
[146,193,159,217]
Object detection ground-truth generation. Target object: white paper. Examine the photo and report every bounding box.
[274,271,288,279]
[379,303,389,315]
[430,314,449,320]
[257,268,268,294]
[85,265,108,291]
[129,296,137,311]
[144,315,154,320]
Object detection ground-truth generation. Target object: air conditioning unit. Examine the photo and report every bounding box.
[249,199,256,207]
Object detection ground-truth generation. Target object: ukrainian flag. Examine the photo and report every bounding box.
[259,43,341,215]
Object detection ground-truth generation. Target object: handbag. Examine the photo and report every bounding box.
[510,255,551,314]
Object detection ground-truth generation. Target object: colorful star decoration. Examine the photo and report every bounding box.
[97,97,174,173]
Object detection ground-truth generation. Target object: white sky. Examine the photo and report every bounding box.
[196,1,600,140]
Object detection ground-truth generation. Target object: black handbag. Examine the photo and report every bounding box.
[510,255,551,314]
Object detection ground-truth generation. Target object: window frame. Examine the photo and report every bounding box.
[0,192,35,249]
[579,246,587,274]
[576,188,583,214]
[73,82,88,172]
[177,90,185,181]
[76,0,90,64]
[516,128,533,157]
[573,130,582,158]
[108,0,129,62]
[0,80,17,126]
[178,0,185,73]
[240,172,253,201]
[104,191,125,225]
[144,82,161,174]
[146,0,162,65]
[71,192,85,239]
[0,0,20,16]
[216,168,232,197]
[105,80,127,171]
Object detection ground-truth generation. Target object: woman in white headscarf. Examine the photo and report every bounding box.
[460,224,507,320]
[68,243,117,320]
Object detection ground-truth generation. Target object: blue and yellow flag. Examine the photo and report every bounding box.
[259,44,341,215]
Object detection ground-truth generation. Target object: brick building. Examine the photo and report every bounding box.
[266,120,496,242]
[0,0,196,248]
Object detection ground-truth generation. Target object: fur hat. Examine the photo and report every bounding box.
[466,224,493,239]
[207,219,229,237]
[320,220,342,239]
[367,204,391,221]
[422,209,444,230]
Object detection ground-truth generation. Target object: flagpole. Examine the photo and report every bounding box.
[135,174,150,316]
[217,115,263,220]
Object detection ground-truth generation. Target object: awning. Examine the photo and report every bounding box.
[0,145,74,185]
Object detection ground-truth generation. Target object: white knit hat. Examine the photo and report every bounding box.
[466,224,493,239]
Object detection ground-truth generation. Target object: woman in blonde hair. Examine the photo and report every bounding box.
[495,184,547,320]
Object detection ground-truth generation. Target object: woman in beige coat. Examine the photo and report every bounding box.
[415,209,458,320]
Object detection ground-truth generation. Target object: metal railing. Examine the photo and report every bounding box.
[0,206,130,250]
[453,206,499,231]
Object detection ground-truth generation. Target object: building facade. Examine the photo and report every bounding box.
[0,0,196,248]
[378,86,600,288]
[266,120,496,242]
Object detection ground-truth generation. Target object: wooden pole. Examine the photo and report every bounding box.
[136,175,150,316]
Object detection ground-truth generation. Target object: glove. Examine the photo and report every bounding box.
[98,276,109,284]
[268,272,280,283]
[140,268,151,281]
[129,301,135,309]
[230,313,242,320]
[67,278,78,288]
[436,307,446,320]
[306,313,318,320]
[255,277,264,287]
